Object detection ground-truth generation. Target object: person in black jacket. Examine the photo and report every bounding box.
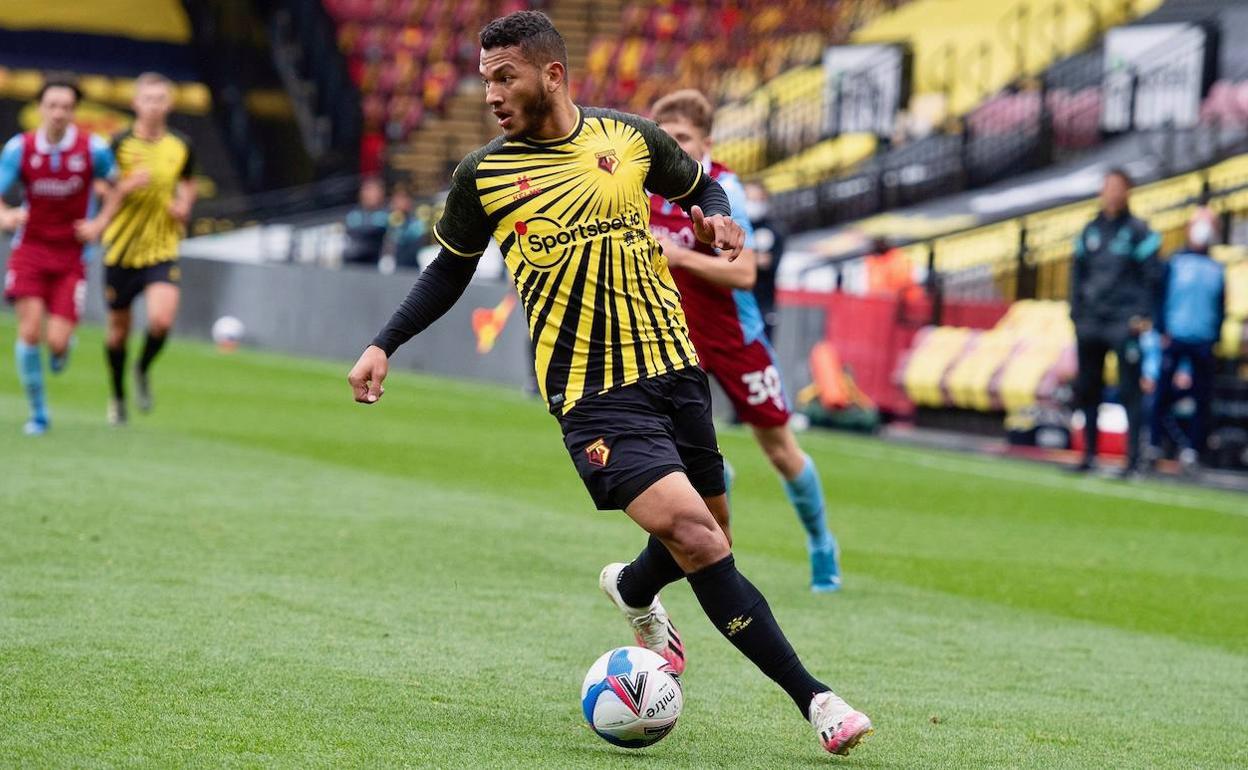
[1068,168,1161,476]
[744,181,785,343]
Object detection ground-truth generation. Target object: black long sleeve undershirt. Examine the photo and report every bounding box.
[370,249,480,356]
[679,173,731,220]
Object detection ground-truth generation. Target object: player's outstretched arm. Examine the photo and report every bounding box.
[661,237,756,290]
[348,248,482,404]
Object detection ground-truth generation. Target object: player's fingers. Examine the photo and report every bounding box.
[366,366,386,402]
[712,217,730,249]
[690,205,704,227]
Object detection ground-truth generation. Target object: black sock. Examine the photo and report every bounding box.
[617,535,685,608]
[106,344,126,399]
[687,554,827,715]
[138,331,167,374]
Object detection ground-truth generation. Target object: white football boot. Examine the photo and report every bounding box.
[599,562,686,676]
[809,690,873,756]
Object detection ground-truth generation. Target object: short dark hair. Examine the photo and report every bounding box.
[1104,167,1133,187]
[480,11,568,70]
[38,76,82,105]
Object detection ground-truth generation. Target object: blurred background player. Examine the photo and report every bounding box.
[0,78,121,435]
[102,72,197,426]
[1068,168,1160,477]
[342,176,389,267]
[648,89,842,592]
[743,181,784,344]
[347,12,870,755]
[1147,206,1226,472]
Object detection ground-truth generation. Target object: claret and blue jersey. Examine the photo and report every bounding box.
[0,125,116,253]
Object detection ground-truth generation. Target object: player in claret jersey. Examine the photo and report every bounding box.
[0,79,127,435]
[647,89,842,593]
[346,11,872,756]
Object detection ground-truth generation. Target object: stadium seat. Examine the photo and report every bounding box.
[900,326,976,407]
[853,0,1163,118]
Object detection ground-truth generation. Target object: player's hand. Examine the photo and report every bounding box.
[1140,377,1155,395]
[348,345,389,404]
[121,168,151,194]
[168,199,191,225]
[73,217,106,243]
[690,206,745,261]
[0,207,27,232]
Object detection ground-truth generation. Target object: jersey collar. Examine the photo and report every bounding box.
[521,106,583,147]
[35,124,78,154]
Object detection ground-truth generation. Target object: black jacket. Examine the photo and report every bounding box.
[1069,210,1160,340]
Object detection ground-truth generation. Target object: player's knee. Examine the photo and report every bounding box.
[148,318,173,337]
[664,510,730,570]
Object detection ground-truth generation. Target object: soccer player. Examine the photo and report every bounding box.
[647,89,842,593]
[347,11,872,755]
[1,79,122,435]
[102,72,197,425]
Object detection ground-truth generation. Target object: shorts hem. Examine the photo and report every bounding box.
[609,464,686,511]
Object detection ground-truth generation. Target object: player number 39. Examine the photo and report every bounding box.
[742,366,785,410]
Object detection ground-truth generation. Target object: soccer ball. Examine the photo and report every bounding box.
[211,315,245,351]
[581,646,683,748]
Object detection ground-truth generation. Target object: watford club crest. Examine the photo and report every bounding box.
[596,149,619,175]
[585,438,611,467]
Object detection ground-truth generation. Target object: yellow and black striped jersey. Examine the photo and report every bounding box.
[103,128,194,268]
[434,106,705,414]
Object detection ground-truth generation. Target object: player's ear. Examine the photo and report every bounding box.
[545,61,565,93]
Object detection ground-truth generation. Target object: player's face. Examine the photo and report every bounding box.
[39,87,77,137]
[480,46,551,140]
[133,82,173,125]
[658,118,709,164]
[1101,174,1129,217]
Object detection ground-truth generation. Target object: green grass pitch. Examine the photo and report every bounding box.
[2,316,1246,768]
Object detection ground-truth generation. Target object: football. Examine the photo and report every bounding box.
[580,646,683,748]
[211,315,246,351]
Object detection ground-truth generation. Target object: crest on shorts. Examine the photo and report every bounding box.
[596,149,619,175]
[585,438,611,467]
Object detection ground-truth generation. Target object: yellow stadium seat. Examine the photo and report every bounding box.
[1217,319,1244,360]
[1225,262,1248,320]
[757,133,877,193]
[945,329,1019,411]
[77,75,114,104]
[901,326,975,407]
[2,70,44,101]
[853,0,1163,118]
[176,83,212,115]
[110,79,137,106]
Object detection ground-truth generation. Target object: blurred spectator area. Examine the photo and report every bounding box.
[323,0,534,177]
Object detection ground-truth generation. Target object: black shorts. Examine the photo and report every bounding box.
[558,366,726,511]
[104,262,181,311]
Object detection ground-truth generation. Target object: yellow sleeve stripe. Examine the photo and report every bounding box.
[433,224,486,258]
[668,164,704,202]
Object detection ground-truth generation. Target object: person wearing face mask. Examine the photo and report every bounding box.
[1068,168,1160,477]
[743,181,785,344]
[1147,207,1226,472]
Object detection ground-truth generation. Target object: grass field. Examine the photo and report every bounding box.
[2,317,1246,768]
